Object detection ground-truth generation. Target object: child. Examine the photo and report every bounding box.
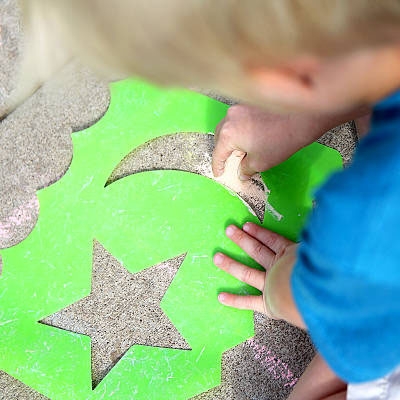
[15,1,400,399]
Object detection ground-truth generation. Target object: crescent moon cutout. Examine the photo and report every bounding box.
[106,133,283,223]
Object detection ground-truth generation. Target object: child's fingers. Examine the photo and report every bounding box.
[226,225,275,268]
[218,292,266,314]
[242,222,294,255]
[214,252,265,291]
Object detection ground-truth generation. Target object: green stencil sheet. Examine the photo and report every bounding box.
[0,79,342,399]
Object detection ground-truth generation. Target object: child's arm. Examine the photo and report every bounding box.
[214,222,305,329]
[212,104,370,180]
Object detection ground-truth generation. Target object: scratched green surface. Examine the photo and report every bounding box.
[0,79,341,399]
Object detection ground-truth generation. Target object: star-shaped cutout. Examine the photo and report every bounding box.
[40,241,191,388]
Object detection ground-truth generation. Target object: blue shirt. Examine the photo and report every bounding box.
[291,90,400,383]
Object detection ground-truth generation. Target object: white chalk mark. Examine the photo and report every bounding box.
[0,318,18,326]
[265,202,283,221]
[195,346,206,363]
[77,176,94,195]
[191,255,208,262]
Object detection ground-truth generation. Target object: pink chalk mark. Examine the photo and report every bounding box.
[247,338,299,387]
[284,378,299,388]
[0,196,39,241]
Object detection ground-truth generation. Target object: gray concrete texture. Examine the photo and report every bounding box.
[0,1,358,399]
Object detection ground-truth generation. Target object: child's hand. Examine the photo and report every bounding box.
[212,104,330,180]
[214,222,296,319]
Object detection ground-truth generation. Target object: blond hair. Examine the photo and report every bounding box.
[11,0,400,110]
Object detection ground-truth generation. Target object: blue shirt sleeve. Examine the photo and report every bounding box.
[291,91,400,383]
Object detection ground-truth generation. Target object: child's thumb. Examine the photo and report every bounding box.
[239,156,257,181]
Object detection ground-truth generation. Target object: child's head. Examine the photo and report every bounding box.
[15,0,400,114]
